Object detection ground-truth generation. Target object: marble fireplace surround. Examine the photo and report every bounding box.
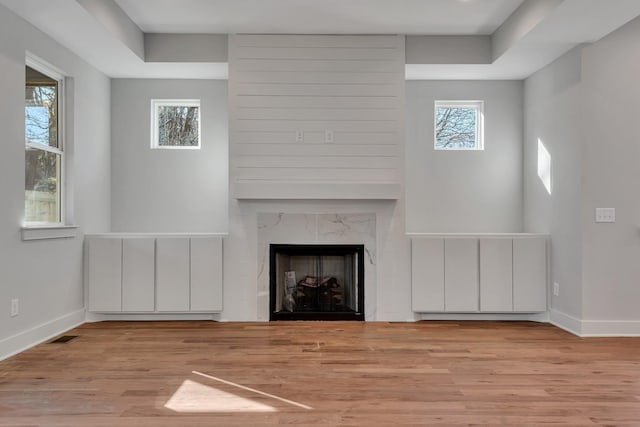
[257,213,376,320]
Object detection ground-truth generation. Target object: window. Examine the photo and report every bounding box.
[434,101,484,150]
[151,99,201,149]
[25,61,64,224]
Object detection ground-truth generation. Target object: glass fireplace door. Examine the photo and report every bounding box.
[270,244,364,320]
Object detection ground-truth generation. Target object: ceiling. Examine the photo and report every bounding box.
[1,0,640,80]
[115,0,524,35]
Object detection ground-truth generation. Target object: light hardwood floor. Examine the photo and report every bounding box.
[1,321,639,426]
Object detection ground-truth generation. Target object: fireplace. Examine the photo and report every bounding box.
[269,244,365,320]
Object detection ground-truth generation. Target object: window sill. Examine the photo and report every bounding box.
[21,225,78,241]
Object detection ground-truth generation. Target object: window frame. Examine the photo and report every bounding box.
[434,100,484,151]
[150,99,202,150]
[24,55,66,227]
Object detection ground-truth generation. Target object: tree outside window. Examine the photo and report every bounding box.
[25,64,63,224]
[151,100,201,149]
[434,101,484,150]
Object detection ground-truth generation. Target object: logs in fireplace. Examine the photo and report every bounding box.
[269,244,365,320]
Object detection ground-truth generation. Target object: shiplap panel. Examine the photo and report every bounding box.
[234,59,401,73]
[235,107,397,121]
[234,71,399,85]
[235,96,400,110]
[232,131,397,145]
[237,167,398,182]
[230,34,404,199]
[233,120,398,133]
[233,83,401,97]
[232,143,399,157]
[235,156,396,169]
[234,182,401,199]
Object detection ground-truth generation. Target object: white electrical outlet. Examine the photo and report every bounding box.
[595,208,615,223]
[553,282,559,297]
[295,130,304,142]
[10,299,19,317]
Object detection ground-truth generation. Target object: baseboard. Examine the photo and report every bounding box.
[549,309,640,337]
[417,312,549,322]
[549,309,582,336]
[580,319,640,337]
[85,312,222,322]
[0,308,86,361]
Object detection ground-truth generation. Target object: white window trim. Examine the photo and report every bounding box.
[21,225,78,241]
[434,100,484,151]
[150,99,201,149]
[24,54,74,238]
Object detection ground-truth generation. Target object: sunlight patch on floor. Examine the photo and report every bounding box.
[193,370,313,410]
[164,379,277,413]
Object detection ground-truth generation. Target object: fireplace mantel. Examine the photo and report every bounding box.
[233,182,401,200]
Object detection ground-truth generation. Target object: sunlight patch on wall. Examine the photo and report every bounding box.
[537,139,552,194]
[164,379,277,413]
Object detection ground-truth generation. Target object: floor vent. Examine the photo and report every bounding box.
[50,335,78,344]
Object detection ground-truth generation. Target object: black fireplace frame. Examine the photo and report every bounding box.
[269,244,365,321]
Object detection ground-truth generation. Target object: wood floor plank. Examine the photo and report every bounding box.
[1,321,639,426]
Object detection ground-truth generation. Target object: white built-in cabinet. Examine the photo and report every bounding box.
[411,235,547,313]
[87,235,223,313]
[444,238,479,312]
[87,238,122,312]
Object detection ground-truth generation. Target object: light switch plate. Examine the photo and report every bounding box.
[324,130,334,143]
[595,208,615,223]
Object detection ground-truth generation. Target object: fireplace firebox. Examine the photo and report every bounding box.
[269,244,364,320]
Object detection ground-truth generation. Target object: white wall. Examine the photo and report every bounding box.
[0,4,111,358]
[110,79,228,233]
[579,17,640,327]
[524,15,640,334]
[406,81,524,232]
[523,48,584,323]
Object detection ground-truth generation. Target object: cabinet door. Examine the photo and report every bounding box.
[190,237,223,312]
[444,238,479,312]
[88,238,122,312]
[411,238,444,312]
[513,238,547,312]
[156,238,190,312]
[122,238,155,312]
[480,239,513,312]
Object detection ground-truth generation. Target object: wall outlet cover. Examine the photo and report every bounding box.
[10,299,18,317]
[595,208,615,223]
